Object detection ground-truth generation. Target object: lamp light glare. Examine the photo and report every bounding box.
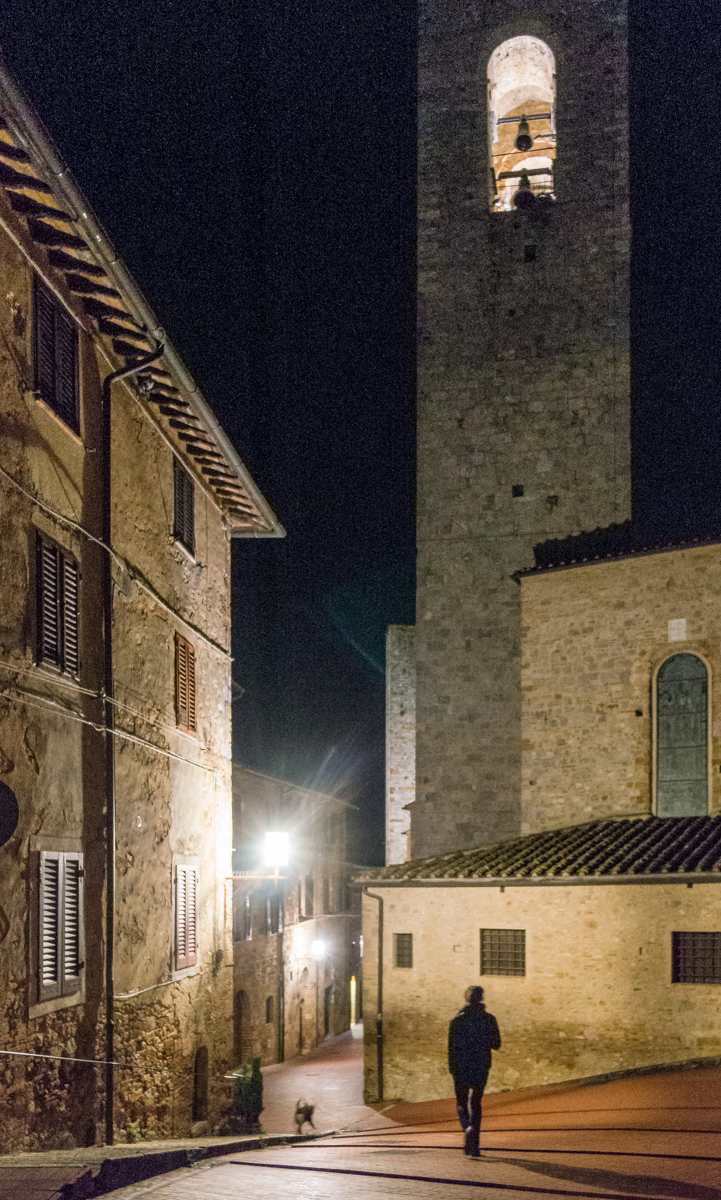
[264,831,289,867]
[311,939,326,960]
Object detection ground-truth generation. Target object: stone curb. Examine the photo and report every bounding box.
[57,1131,332,1200]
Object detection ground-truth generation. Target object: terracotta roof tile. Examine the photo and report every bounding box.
[356,817,721,881]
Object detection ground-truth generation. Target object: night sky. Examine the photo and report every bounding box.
[1,2,720,864]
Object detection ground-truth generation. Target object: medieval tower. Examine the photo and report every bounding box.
[409,0,632,859]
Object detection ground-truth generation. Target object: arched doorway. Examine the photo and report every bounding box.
[234,989,252,1064]
[192,1046,208,1122]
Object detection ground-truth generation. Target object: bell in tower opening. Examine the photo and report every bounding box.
[488,36,556,211]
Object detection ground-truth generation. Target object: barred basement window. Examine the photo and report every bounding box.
[175,865,198,970]
[37,535,79,675]
[265,994,275,1023]
[394,932,413,968]
[38,851,84,1002]
[672,932,721,983]
[481,928,526,976]
[175,634,197,734]
[173,459,195,555]
[33,276,79,433]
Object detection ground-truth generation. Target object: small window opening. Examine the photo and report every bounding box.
[524,244,537,262]
[265,994,275,1023]
[394,932,413,968]
[488,37,556,211]
[512,484,524,498]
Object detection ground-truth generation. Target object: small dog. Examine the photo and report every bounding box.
[294,1099,316,1133]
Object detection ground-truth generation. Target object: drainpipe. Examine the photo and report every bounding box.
[102,343,163,1146]
[363,889,384,1101]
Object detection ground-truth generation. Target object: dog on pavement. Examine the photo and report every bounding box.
[294,1099,316,1133]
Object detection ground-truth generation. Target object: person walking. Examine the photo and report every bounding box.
[448,986,501,1158]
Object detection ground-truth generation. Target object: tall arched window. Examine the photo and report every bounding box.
[488,37,556,211]
[656,654,708,817]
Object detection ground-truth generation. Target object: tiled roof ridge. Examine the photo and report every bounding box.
[521,524,721,577]
[356,816,721,881]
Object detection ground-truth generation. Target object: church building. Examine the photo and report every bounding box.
[361,0,721,1104]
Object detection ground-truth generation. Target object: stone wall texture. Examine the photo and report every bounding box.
[362,881,721,1103]
[0,218,234,1149]
[414,0,632,858]
[520,544,721,834]
[386,626,416,865]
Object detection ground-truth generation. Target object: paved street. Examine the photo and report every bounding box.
[3,1031,721,1200]
[109,1045,721,1200]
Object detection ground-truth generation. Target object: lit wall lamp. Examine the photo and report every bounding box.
[311,939,326,960]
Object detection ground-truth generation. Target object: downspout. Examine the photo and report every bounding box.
[102,343,163,1146]
[363,889,384,1101]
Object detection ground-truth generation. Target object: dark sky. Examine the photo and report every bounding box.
[2,2,720,864]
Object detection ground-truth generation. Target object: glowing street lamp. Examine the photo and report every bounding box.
[264,831,289,880]
[311,939,326,960]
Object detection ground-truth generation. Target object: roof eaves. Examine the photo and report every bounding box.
[0,54,285,541]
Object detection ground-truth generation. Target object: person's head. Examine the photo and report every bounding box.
[464,985,484,1009]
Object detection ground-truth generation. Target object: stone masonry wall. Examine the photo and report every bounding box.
[363,881,721,1103]
[520,543,721,835]
[386,626,416,865]
[414,0,631,858]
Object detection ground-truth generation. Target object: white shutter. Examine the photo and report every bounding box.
[61,853,83,996]
[176,866,198,970]
[39,851,61,1001]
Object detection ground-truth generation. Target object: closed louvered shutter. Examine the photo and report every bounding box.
[176,635,196,733]
[38,536,80,675]
[39,851,61,1001]
[38,538,61,667]
[38,851,83,1002]
[176,866,199,970]
[61,855,83,996]
[33,276,79,433]
[173,459,195,555]
[62,558,79,675]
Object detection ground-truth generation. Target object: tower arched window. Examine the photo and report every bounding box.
[656,654,709,817]
[487,36,556,211]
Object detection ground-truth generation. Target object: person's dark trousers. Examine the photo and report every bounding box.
[454,1069,490,1156]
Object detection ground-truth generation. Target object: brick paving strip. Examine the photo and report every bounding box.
[0,1131,329,1200]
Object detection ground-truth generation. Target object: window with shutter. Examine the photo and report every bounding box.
[38,851,83,1002]
[173,459,195,555]
[37,535,80,675]
[175,865,199,970]
[175,635,197,734]
[33,276,79,433]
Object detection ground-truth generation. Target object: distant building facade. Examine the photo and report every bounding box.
[231,766,361,1066]
[385,626,415,864]
[0,64,282,1151]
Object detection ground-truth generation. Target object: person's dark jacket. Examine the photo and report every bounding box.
[448,1004,501,1083]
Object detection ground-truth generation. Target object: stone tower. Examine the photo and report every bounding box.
[413,0,631,857]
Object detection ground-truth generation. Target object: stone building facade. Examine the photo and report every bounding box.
[519,540,721,835]
[385,626,415,865]
[231,766,362,1066]
[0,63,281,1151]
[414,0,631,857]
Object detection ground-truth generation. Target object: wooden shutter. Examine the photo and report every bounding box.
[33,276,78,433]
[37,537,61,667]
[176,866,198,970]
[39,851,61,1001]
[61,854,83,995]
[176,635,196,733]
[62,557,79,675]
[173,460,195,555]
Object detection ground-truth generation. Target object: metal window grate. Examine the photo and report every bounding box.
[672,931,721,984]
[481,928,526,976]
[394,932,413,968]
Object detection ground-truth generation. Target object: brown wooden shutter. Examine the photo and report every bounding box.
[62,557,79,675]
[173,459,195,555]
[176,866,198,970]
[37,537,61,667]
[33,276,78,433]
[176,635,196,733]
[39,851,61,1001]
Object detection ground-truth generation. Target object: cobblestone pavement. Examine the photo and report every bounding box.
[105,1059,721,1200]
